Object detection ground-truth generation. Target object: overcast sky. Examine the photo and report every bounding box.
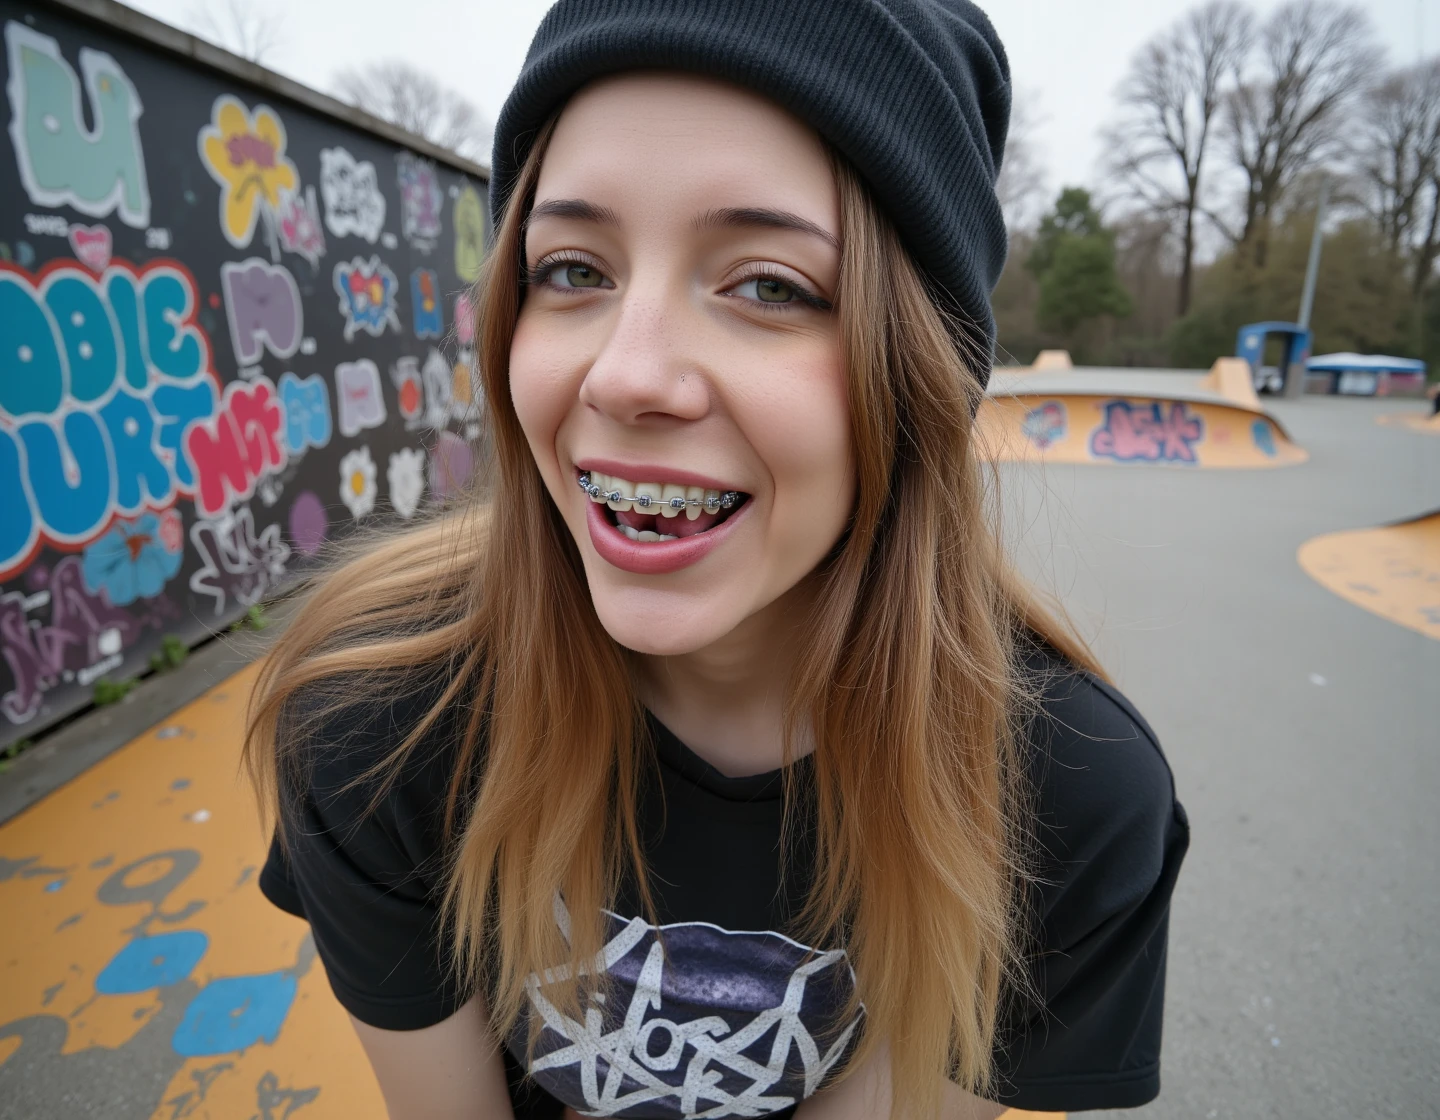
[129,0,1430,197]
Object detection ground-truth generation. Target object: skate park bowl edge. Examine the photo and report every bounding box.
[1296,509,1440,641]
[979,355,1308,468]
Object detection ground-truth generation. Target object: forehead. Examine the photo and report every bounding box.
[534,72,838,230]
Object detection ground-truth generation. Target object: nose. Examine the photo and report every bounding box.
[577,280,709,427]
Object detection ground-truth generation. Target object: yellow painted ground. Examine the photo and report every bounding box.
[1297,512,1440,641]
[0,661,1060,1119]
[978,394,1306,469]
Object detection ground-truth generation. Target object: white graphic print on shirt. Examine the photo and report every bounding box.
[512,899,864,1118]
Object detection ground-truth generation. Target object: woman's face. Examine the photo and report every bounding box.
[511,73,853,656]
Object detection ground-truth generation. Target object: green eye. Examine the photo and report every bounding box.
[756,278,793,303]
[565,264,603,287]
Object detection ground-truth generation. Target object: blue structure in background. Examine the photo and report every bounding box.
[1236,322,1312,396]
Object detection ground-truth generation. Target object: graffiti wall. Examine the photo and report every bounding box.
[0,3,489,747]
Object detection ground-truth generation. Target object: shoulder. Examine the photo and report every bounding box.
[279,671,476,877]
[1016,642,1188,943]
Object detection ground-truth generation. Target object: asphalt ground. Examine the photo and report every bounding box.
[0,393,1433,1119]
[998,396,1439,1119]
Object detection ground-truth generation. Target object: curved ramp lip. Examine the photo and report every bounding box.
[988,367,1300,445]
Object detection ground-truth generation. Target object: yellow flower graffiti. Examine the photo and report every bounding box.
[198,94,299,248]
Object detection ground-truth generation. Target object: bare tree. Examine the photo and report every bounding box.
[1353,58,1440,293]
[334,62,492,163]
[1222,0,1382,267]
[1102,1,1252,315]
[997,88,1048,231]
[189,0,285,66]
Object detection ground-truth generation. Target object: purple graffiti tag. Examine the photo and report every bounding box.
[44,556,142,669]
[1089,400,1205,464]
[287,491,328,556]
[188,505,292,615]
[429,431,473,500]
[1,594,49,723]
[2,556,147,722]
[220,259,302,365]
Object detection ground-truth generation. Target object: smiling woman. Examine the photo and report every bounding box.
[243,4,1188,1120]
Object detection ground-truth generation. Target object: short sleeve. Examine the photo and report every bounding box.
[257,683,472,1031]
[991,656,1190,1111]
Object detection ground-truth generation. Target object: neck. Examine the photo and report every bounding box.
[636,583,816,778]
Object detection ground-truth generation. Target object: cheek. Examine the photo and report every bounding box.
[740,347,853,541]
[509,318,579,467]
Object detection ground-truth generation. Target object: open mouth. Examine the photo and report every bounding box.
[578,471,750,542]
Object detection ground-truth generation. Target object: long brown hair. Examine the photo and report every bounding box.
[244,113,1101,1119]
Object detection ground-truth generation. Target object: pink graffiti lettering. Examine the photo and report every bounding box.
[334,359,387,437]
[68,224,113,273]
[226,133,277,169]
[276,186,325,268]
[220,259,302,365]
[185,376,287,516]
[1089,401,1205,464]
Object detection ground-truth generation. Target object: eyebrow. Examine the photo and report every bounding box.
[526,198,622,229]
[524,198,840,252]
[695,207,840,251]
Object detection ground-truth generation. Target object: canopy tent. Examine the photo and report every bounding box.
[1308,353,1426,374]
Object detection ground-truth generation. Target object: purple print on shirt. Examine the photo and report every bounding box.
[512,901,863,1118]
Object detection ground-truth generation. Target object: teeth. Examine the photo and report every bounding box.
[583,470,741,517]
[657,533,677,541]
[659,483,685,518]
[606,475,635,512]
[619,524,640,541]
[633,482,662,511]
[637,530,661,542]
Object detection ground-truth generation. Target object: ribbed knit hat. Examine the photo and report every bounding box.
[491,0,1011,373]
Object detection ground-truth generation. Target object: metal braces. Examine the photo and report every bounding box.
[578,472,741,513]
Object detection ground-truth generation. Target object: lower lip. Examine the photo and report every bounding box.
[584,498,750,575]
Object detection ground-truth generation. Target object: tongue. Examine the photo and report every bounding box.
[615,506,726,538]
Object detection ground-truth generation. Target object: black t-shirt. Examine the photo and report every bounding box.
[259,645,1188,1117]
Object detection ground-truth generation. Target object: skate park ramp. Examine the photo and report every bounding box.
[1297,509,1440,641]
[978,353,1307,468]
[1375,410,1440,436]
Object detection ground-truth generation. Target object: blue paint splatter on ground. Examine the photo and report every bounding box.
[96,930,209,994]
[45,878,67,892]
[171,778,191,790]
[172,972,297,1056]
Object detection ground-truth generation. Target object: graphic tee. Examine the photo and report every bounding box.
[259,644,1189,1117]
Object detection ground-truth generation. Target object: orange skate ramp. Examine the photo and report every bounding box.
[980,358,1305,469]
[1297,510,1440,641]
[1376,410,1440,436]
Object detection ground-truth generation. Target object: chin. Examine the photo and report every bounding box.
[588,586,747,657]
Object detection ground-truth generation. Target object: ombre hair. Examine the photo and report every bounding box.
[244,111,1102,1119]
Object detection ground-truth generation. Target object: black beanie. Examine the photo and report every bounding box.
[491,0,1011,374]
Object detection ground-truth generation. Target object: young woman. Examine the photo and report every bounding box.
[250,2,1188,1118]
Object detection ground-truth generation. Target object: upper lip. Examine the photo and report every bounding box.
[575,458,748,493]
